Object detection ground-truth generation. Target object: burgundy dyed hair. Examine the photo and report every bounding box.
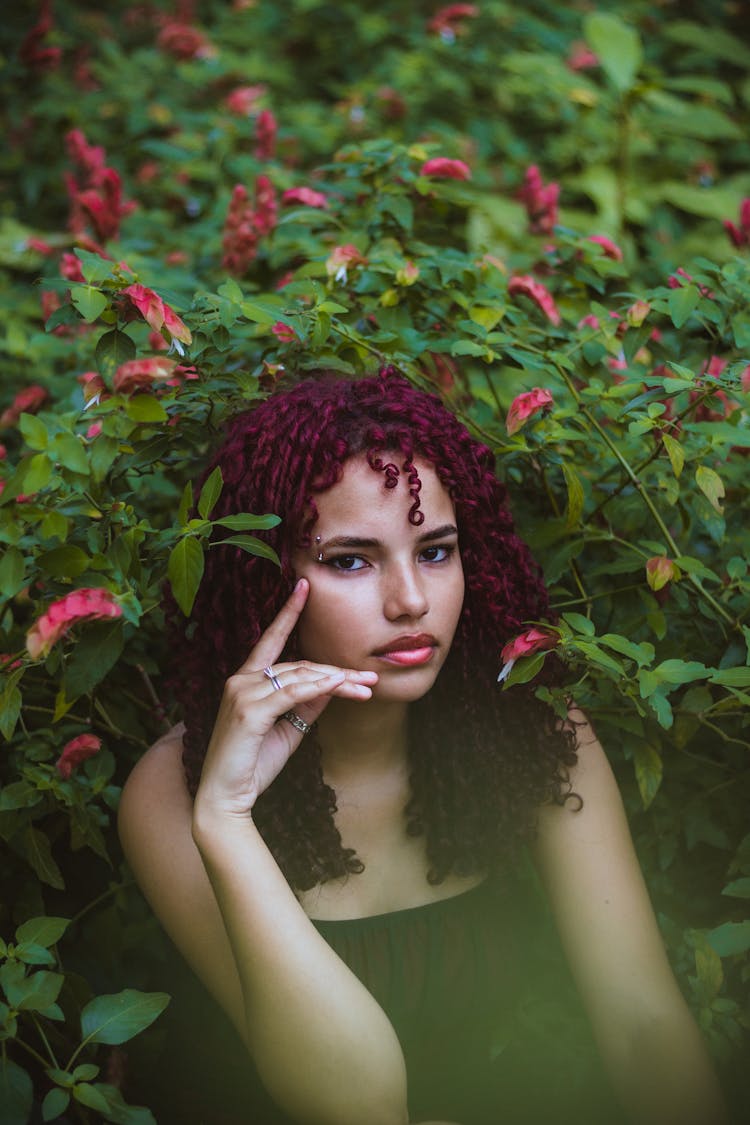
[165,369,576,888]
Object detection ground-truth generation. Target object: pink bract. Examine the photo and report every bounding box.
[420,157,472,181]
[507,274,561,325]
[56,734,102,780]
[505,388,554,436]
[26,588,122,660]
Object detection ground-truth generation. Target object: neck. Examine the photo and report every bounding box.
[316,697,410,789]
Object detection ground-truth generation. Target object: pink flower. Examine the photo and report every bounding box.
[119,284,192,350]
[507,275,561,326]
[282,186,330,209]
[396,261,420,286]
[497,627,558,682]
[723,198,750,249]
[77,371,106,406]
[113,357,178,394]
[577,314,600,330]
[646,557,680,592]
[224,84,267,115]
[427,4,479,40]
[254,109,277,161]
[56,734,102,780]
[254,174,278,236]
[567,42,598,71]
[667,267,713,299]
[26,237,54,256]
[742,366,750,394]
[0,444,6,460]
[1,385,49,428]
[326,244,367,283]
[271,322,297,344]
[626,300,651,327]
[420,157,472,181]
[221,185,257,275]
[505,388,554,436]
[59,252,86,283]
[86,422,103,439]
[65,130,135,243]
[26,588,122,660]
[587,235,623,261]
[519,165,559,236]
[19,2,62,73]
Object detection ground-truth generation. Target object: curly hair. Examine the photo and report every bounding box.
[164,368,577,890]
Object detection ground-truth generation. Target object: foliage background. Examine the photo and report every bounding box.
[1,0,749,1121]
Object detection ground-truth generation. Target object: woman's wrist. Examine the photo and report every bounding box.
[191,792,258,850]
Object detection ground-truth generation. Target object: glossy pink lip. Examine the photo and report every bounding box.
[373,634,437,665]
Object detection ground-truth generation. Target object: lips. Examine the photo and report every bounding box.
[373,633,437,655]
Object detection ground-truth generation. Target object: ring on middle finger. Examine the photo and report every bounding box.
[263,665,283,691]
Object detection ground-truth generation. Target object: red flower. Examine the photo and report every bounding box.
[65,130,135,243]
[271,322,297,344]
[113,357,178,395]
[498,627,558,682]
[567,42,598,71]
[254,174,278,236]
[19,1,62,73]
[519,165,559,236]
[26,588,122,659]
[723,197,750,249]
[326,244,367,283]
[507,275,561,326]
[26,237,54,256]
[224,84,267,115]
[59,252,86,283]
[667,267,713,298]
[157,21,214,60]
[221,185,257,275]
[255,109,277,161]
[587,234,623,261]
[427,4,479,39]
[420,157,472,181]
[505,388,554,436]
[119,284,192,350]
[281,186,329,209]
[1,385,49,428]
[577,313,600,330]
[56,734,102,780]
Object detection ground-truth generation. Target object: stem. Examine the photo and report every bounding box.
[482,368,504,418]
[8,1034,52,1071]
[93,698,149,748]
[31,1014,61,1070]
[69,878,132,928]
[550,581,645,609]
[135,664,172,732]
[539,465,590,609]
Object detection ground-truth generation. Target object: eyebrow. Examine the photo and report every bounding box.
[320,524,458,551]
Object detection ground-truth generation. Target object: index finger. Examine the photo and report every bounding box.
[238,578,308,672]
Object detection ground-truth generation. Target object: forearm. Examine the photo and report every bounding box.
[192,805,408,1125]
[602,1007,727,1125]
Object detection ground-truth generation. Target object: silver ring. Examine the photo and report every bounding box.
[282,710,311,735]
[263,665,283,691]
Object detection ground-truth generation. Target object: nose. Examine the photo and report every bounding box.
[382,559,429,621]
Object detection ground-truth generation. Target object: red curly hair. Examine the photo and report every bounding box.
[165,369,576,889]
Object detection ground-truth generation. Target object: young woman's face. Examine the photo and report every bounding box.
[292,455,465,703]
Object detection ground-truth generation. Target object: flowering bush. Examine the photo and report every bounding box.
[1,1,749,1121]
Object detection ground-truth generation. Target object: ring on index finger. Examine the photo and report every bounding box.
[263,666,283,691]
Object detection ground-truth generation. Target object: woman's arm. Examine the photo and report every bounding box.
[532,710,727,1125]
[119,582,410,1125]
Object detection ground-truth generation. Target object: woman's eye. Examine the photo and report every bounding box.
[420,544,454,563]
[328,555,367,571]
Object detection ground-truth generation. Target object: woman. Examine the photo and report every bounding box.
[118,370,726,1125]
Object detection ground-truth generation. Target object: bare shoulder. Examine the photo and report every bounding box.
[118,724,246,1039]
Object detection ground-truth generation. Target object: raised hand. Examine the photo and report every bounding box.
[194,579,378,819]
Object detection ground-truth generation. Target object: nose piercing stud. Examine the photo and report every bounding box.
[315,535,323,562]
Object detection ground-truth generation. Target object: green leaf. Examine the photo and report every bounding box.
[125,395,168,423]
[18,413,49,450]
[42,1087,70,1122]
[583,12,643,92]
[198,466,223,519]
[562,463,584,530]
[73,1083,111,1113]
[661,433,685,479]
[710,667,750,688]
[501,650,547,688]
[0,546,26,598]
[70,285,108,323]
[653,659,710,685]
[213,513,281,531]
[15,917,69,949]
[0,1058,33,1125]
[721,878,750,899]
[74,1081,156,1125]
[74,248,116,283]
[633,743,662,809]
[668,284,699,328]
[80,989,170,1046]
[695,465,724,513]
[38,546,90,579]
[168,536,205,616]
[707,921,750,957]
[562,612,595,636]
[21,827,64,890]
[53,433,89,475]
[95,329,136,382]
[600,634,654,667]
[574,641,624,678]
[209,535,281,566]
[14,943,55,967]
[62,619,124,699]
[176,481,193,528]
[3,969,63,1012]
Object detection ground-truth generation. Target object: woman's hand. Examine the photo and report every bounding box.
[194,578,378,820]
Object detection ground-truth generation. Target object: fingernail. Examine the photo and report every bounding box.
[295,578,306,592]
